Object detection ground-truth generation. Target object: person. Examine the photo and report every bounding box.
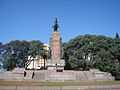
[32,72,35,79]
[55,63,57,69]
[24,71,26,77]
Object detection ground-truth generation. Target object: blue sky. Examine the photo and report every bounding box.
[0,0,120,44]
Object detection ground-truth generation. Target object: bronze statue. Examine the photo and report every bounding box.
[53,18,59,31]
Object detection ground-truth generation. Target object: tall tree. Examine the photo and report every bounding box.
[63,34,120,73]
[115,32,119,39]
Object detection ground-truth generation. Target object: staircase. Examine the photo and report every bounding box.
[0,69,114,81]
[32,69,114,81]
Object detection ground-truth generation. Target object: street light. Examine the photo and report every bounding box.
[43,54,47,70]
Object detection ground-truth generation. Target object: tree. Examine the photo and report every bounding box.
[3,40,30,68]
[2,40,45,70]
[115,32,119,39]
[28,40,44,57]
[63,34,120,74]
[3,51,16,71]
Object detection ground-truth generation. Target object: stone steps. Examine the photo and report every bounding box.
[0,69,114,81]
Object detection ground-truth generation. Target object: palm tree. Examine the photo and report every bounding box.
[38,47,48,70]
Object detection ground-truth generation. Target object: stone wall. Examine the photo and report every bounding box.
[0,69,114,81]
[32,69,114,81]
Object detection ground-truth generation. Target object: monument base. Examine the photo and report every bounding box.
[47,66,64,71]
[47,59,65,71]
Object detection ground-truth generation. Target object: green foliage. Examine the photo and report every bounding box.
[3,53,16,71]
[28,40,44,57]
[63,34,120,73]
[2,40,45,70]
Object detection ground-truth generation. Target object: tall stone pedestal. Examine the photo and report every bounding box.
[47,18,65,70]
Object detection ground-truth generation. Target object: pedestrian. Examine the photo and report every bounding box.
[32,72,35,79]
[24,71,26,77]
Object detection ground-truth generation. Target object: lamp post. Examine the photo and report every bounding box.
[43,54,46,70]
[33,57,34,70]
[32,56,35,79]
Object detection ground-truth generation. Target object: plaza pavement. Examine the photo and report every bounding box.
[0,80,120,90]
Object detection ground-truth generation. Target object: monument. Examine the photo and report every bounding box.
[0,18,114,81]
[47,18,65,70]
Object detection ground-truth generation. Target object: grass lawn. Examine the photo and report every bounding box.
[0,80,120,86]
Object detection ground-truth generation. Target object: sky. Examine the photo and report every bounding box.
[0,0,120,44]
